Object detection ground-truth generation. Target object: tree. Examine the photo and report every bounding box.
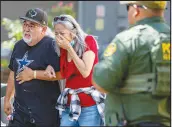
[1,18,23,69]
[47,1,76,29]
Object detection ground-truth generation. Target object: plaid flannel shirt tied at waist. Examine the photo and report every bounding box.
[55,86,106,125]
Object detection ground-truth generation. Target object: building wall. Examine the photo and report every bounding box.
[1,1,170,43]
[78,1,171,57]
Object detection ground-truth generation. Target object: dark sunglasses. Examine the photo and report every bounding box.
[53,16,76,29]
[126,4,148,11]
[54,16,66,22]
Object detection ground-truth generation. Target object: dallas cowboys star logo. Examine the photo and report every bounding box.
[16,51,34,74]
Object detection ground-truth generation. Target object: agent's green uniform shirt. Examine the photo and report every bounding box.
[93,16,170,126]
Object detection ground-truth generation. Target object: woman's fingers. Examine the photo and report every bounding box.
[44,71,48,76]
[56,38,62,46]
[51,69,56,78]
[44,71,53,78]
[48,71,53,78]
[58,34,64,40]
[44,65,56,78]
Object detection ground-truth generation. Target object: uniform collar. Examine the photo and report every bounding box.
[130,16,165,28]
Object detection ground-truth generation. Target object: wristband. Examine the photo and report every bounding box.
[34,70,37,79]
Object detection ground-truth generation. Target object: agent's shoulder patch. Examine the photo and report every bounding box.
[162,42,170,61]
[104,43,117,57]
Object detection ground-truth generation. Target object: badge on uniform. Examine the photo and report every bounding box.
[103,43,117,57]
[162,42,170,61]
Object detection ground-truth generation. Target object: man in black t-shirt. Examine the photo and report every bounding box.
[4,8,60,127]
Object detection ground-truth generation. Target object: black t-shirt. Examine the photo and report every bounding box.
[8,36,60,124]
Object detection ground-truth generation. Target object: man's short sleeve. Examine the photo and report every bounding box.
[46,40,60,72]
[8,44,17,71]
[93,37,129,93]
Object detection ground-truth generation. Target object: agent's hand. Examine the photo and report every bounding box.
[44,65,56,79]
[56,34,71,50]
[16,66,34,84]
[4,99,12,116]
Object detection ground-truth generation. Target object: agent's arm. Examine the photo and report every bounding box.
[92,38,129,93]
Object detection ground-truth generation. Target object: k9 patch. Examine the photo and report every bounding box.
[162,42,170,61]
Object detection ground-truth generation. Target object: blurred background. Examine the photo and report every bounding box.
[1,1,171,84]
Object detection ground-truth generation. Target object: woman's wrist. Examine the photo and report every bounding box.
[67,45,73,52]
[67,46,75,57]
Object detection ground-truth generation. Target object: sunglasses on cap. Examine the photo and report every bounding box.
[126,4,148,11]
[53,16,76,29]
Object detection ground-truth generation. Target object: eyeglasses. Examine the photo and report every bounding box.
[126,4,148,11]
[53,16,66,22]
[22,21,41,30]
[53,16,76,29]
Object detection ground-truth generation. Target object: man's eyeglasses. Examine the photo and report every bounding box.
[53,16,76,29]
[22,21,41,30]
[126,4,148,11]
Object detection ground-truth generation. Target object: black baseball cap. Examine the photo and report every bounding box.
[20,8,48,26]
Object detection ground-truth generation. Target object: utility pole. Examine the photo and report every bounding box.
[78,1,83,28]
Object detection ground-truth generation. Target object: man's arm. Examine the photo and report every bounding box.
[16,67,63,84]
[92,79,108,93]
[4,71,15,115]
[4,71,15,102]
[16,38,62,84]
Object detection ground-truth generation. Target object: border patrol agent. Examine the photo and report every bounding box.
[93,1,170,127]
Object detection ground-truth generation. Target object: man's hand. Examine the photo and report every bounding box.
[4,99,12,116]
[16,66,34,84]
[4,71,15,115]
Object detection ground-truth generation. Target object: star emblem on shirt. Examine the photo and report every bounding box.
[16,51,34,74]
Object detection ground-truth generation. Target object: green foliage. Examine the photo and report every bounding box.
[1,18,23,50]
[47,2,92,34]
[1,2,91,69]
[1,59,8,70]
[47,1,76,29]
[1,18,22,68]
[85,28,92,34]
